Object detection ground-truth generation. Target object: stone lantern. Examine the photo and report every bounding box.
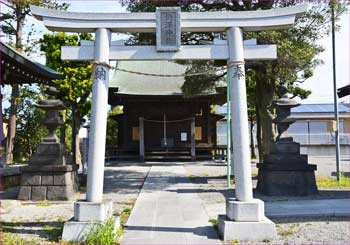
[257,85,318,196]
[18,87,79,201]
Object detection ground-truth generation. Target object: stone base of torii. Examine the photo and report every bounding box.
[30,4,308,242]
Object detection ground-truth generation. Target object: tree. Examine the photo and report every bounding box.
[0,0,68,163]
[39,32,93,165]
[3,86,47,162]
[106,106,124,147]
[122,0,346,160]
[246,72,257,159]
[246,2,345,159]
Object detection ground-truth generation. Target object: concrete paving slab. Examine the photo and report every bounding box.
[120,165,221,245]
[266,198,350,218]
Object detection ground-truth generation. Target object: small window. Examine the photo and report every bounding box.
[132,127,139,141]
[195,127,202,140]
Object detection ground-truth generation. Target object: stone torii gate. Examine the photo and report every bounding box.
[31,4,307,241]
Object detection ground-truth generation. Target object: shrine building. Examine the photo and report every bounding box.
[107,60,225,161]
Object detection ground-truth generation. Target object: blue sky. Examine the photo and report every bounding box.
[2,1,349,105]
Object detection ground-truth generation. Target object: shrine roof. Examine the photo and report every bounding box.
[109,60,217,96]
[0,41,62,85]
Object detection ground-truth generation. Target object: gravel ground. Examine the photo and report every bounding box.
[270,216,350,244]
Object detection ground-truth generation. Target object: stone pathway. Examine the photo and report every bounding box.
[120,165,221,245]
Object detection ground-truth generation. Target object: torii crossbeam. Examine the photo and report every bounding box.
[31,4,308,242]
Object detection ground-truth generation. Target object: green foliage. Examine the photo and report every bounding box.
[120,207,132,226]
[36,202,51,207]
[279,229,294,237]
[3,85,47,162]
[106,107,123,146]
[0,233,27,245]
[64,122,72,153]
[230,239,241,244]
[39,32,94,155]
[84,218,119,245]
[43,224,64,242]
[0,0,68,52]
[316,173,350,189]
[208,218,218,231]
[39,32,93,112]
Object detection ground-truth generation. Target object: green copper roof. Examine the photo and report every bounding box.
[109,61,187,96]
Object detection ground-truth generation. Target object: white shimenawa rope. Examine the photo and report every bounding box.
[92,61,241,78]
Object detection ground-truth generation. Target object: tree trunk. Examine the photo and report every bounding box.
[255,100,263,162]
[250,121,257,159]
[72,105,76,165]
[6,6,25,164]
[6,85,19,164]
[72,106,82,167]
[255,66,276,159]
[0,88,5,166]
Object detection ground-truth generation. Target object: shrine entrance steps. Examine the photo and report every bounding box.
[106,148,213,162]
[120,164,221,244]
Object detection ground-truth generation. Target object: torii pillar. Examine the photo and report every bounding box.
[217,27,276,241]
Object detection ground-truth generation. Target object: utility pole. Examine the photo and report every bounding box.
[331,2,341,181]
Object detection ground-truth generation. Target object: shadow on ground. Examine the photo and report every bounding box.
[172,175,350,201]
[0,221,64,242]
[125,225,219,239]
[272,216,350,224]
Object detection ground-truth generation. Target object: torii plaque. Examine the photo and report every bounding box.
[30,4,308,242]
[156,7,181,51]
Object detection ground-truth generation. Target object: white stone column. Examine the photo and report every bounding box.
[226,27,253,202]
[86,28,111,202]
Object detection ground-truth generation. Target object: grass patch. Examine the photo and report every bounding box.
[262,239,271,243]
[279,229,294,237]
[290,223,300,228]
[36,202,51,207]
[120,207,132,226]
[188,174,195,182]
[43,224,64,242]
[208,218,218,231]
[316,173,350,189]
[0,223,14,233]
[84,218,119,245]
[122,198,136,206]
[0,233,27,245]
[230,239,241,244]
